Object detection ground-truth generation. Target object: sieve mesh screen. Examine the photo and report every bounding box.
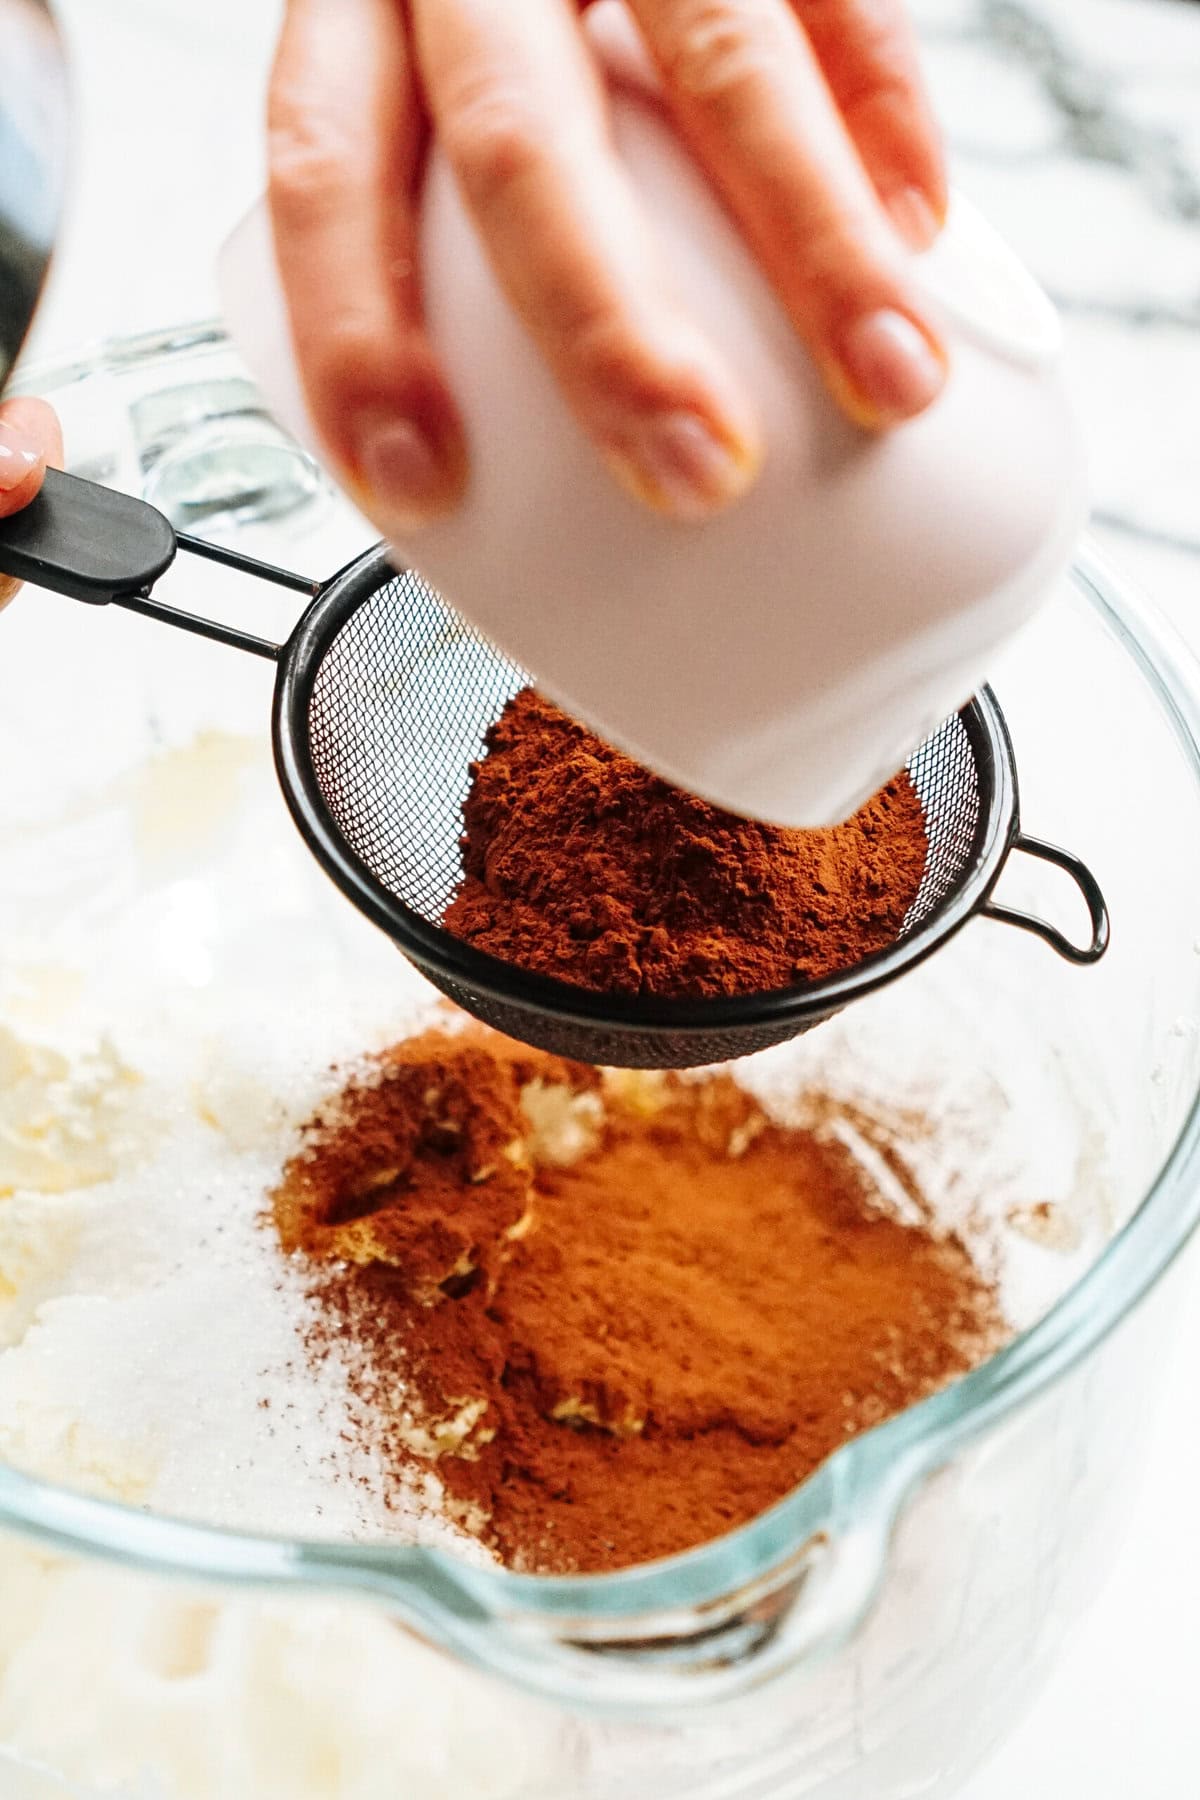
[308,571,981,926]
[300,567,996,1067]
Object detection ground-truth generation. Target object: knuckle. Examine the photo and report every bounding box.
[311,313,378,382]
[437,80,545,214]
[561,307,676,416]
[660,0,780,108]
[793,215,870,301]
[267,102,356,231]
[567,308,638,393]
[790,214,898,325]
[795,205,857,274]
[280,309,389,455]
[837,60,912,121]
[809,0,902,57]
[306,313,398,415]
[793,0,913,109]
[853,0,907,60]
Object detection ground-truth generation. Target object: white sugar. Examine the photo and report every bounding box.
[0,734,468,1550]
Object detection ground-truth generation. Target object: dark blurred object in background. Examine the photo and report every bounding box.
[0,1,66,392]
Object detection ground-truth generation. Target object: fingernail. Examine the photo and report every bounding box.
[837,310,947,428]
[606,411,759,521]
[354,413,463,529]
[0,421,43,493]
[887,186,942,252]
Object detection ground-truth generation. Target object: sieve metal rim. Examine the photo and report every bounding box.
[272,545,1021,1036]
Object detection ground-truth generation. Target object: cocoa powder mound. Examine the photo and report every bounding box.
[273,1032,596,1296]
[440,688,929,998]
[273,1025,1003,1575]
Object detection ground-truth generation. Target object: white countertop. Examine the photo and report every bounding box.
[21,0,1200,1792]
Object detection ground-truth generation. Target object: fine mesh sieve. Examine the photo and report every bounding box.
[0,471,1109,1070]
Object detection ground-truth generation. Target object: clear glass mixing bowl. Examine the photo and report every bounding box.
[2,325,1199,1800]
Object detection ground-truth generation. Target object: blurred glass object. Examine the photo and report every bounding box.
[0,0,67,390]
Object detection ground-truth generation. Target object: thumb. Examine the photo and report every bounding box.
[0,398,65,608]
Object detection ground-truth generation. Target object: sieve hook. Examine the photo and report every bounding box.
[982,833,1109,964]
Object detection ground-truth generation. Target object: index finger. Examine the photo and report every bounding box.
[413,0,762,519]
[268,0,467,531]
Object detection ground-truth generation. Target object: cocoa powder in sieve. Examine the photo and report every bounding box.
[441,688,929,998]
[273,1024,1002,1574]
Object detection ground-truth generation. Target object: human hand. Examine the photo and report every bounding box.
[268,0,947,530]
[0,398,62,609]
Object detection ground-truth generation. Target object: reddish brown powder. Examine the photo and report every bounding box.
[441,688,929,998]
[274,1024,1002,1574]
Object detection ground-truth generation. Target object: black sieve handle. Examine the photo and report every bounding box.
[0,466,177,602]
[982,834,1110,964]
[0,465,326,659]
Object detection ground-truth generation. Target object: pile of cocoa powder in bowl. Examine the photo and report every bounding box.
[267,697,993,1574]
[441,688,930,998]
[272,1022,1005,1575]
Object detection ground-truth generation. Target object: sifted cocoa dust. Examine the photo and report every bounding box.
[441,688,929,998]
[274,1024,1002,1574]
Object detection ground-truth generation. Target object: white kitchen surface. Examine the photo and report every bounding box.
[19,0,1200,1793]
